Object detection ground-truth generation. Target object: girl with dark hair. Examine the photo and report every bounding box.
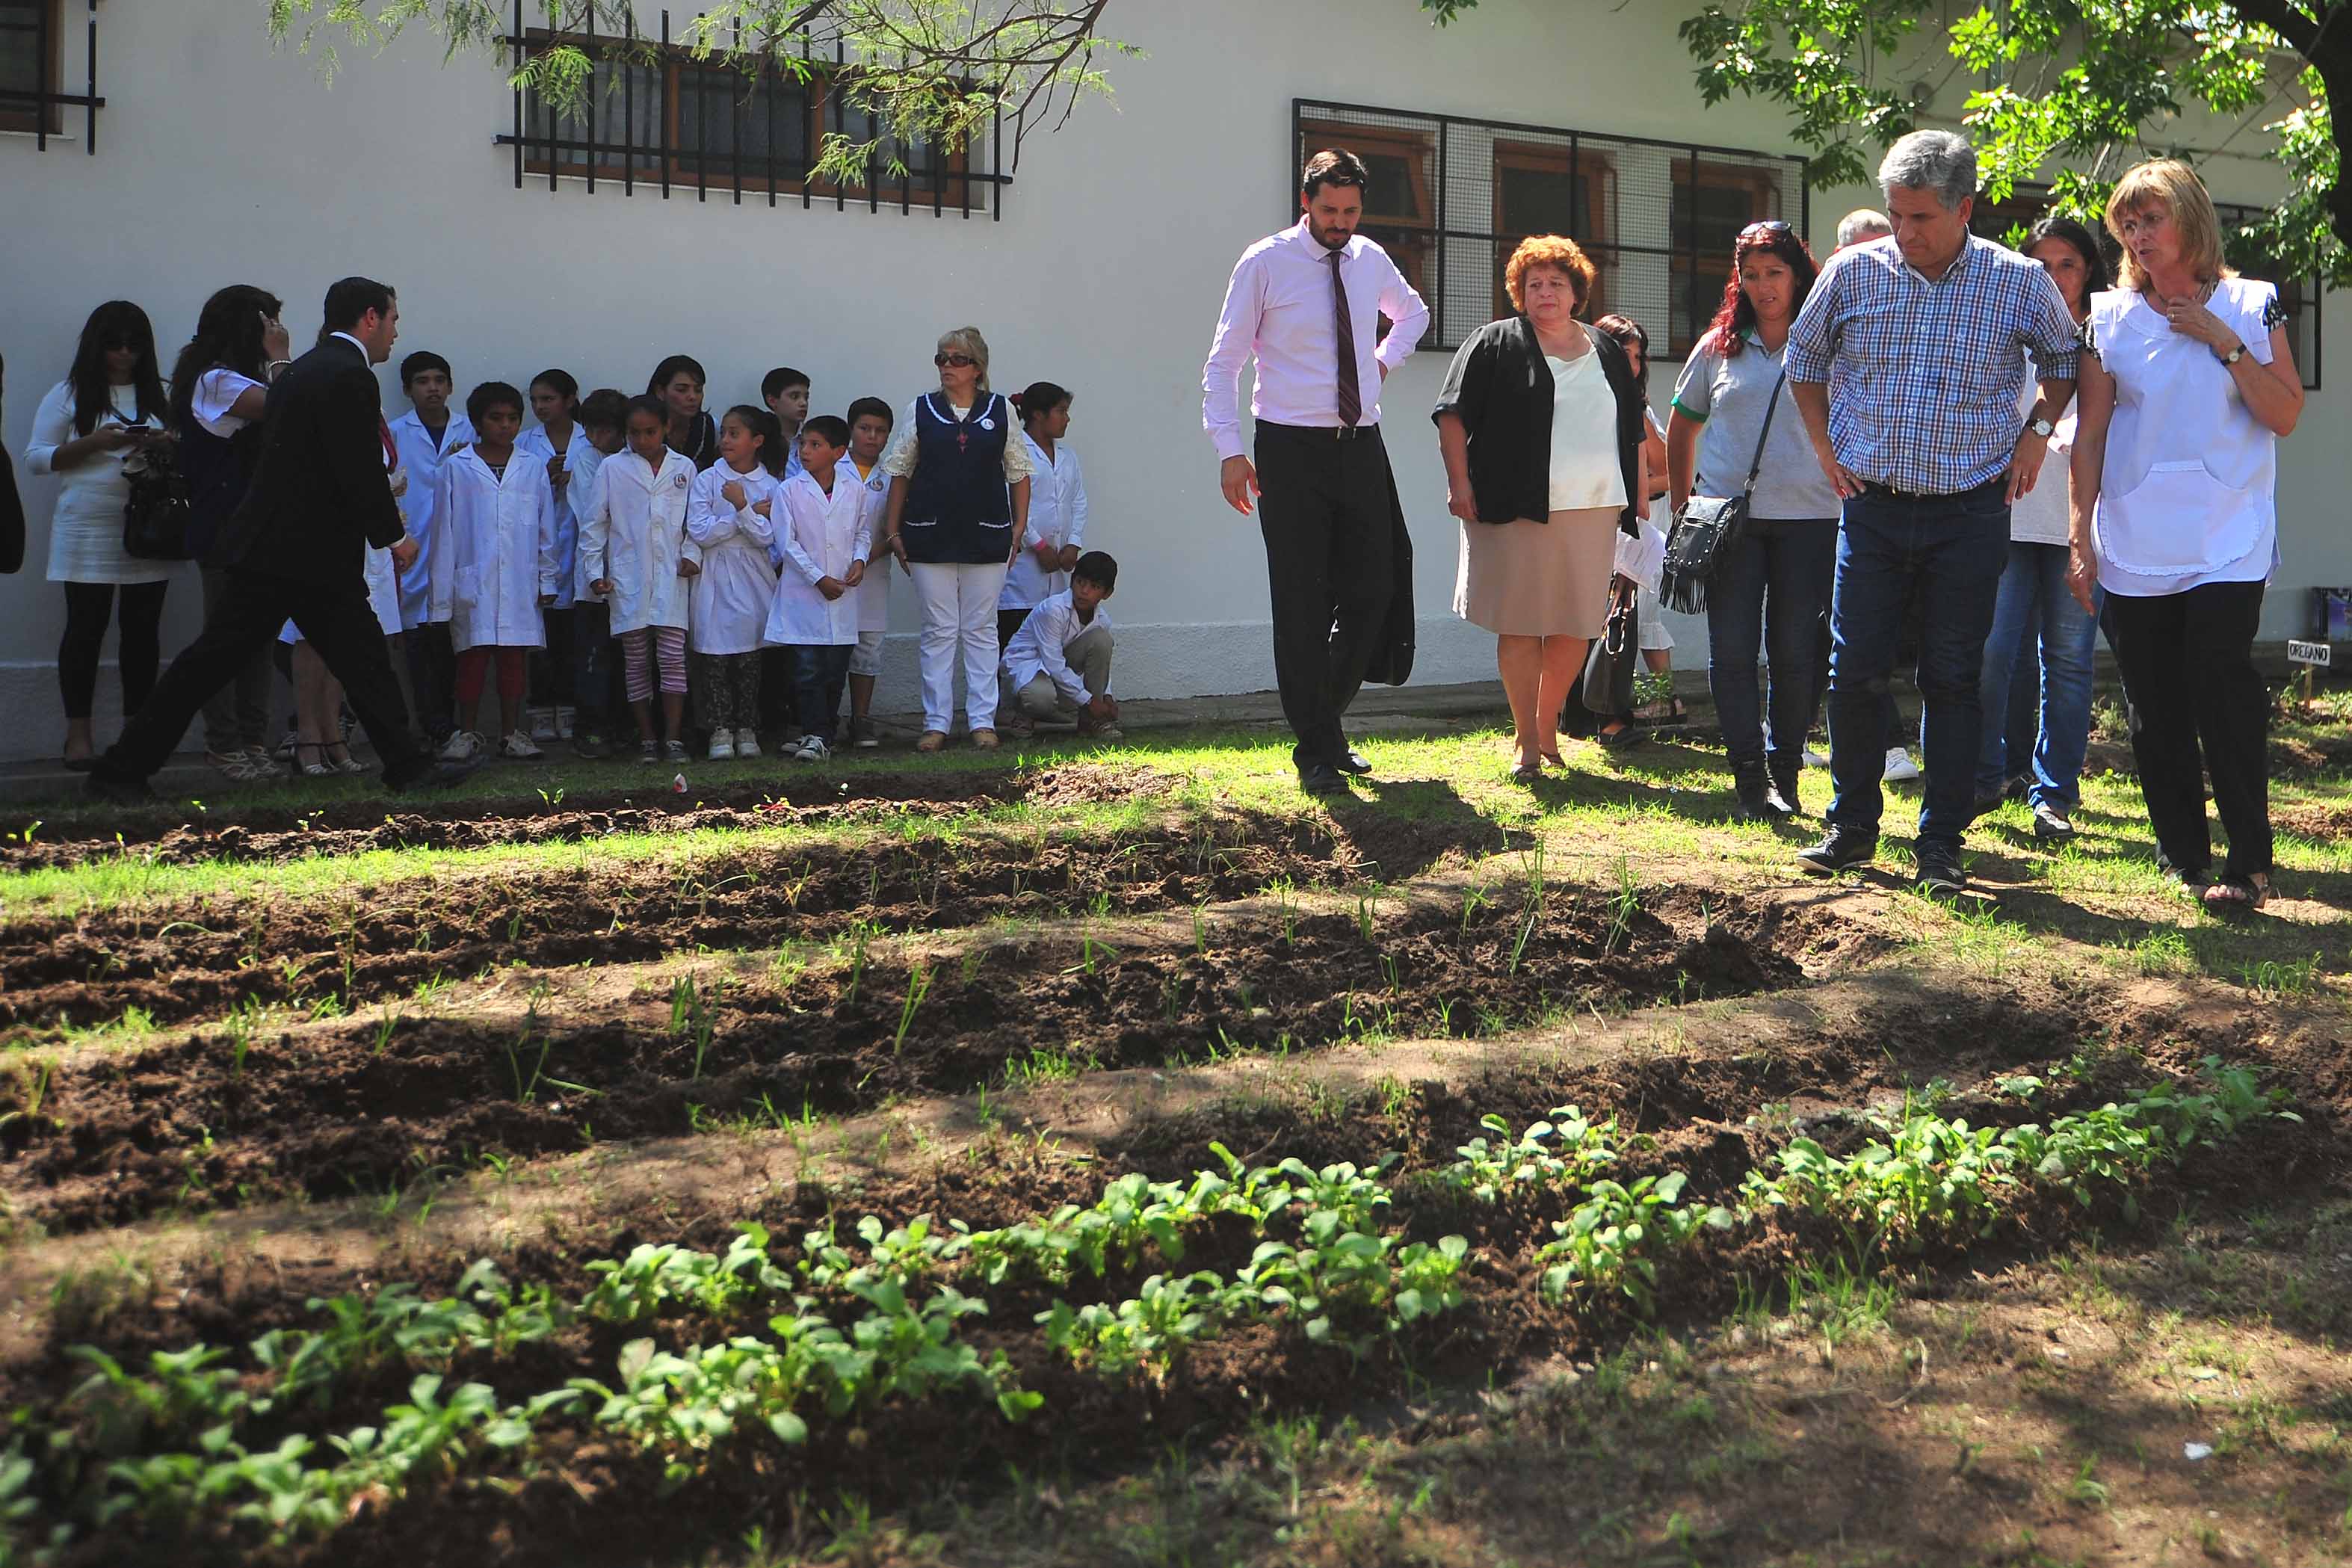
[172,284,293,783]
[1590,313,1682,731]
[25,300,175,768]
[1972,214,2113,839]
[1666,221,1842,819]
[998,380,1089,686]
[648,355,718,472]
[685,404,786,759]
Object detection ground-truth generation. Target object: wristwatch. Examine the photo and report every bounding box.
[2025,416,2055,439]
[2220,342,2248,365]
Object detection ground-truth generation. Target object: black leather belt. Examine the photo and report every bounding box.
[1260,421,1371,441]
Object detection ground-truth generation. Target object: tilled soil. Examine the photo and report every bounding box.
[1,889,1838,1232]
[1,806,1507,1037]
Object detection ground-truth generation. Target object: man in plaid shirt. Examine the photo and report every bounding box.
[1784,129,2078,897]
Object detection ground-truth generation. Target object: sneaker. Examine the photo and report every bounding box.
[851,715,880,750]
[1802,746,1829,770]
[240,747,289,781]
[2031,802,2076,842]
[1971,786,2009,822]
[638,739,660,764]
[575,732,608,760]
[663,739,689,763]
[735,731,761,759]
[501,729,544,760]
[1914,842,1969,898]
[708,727,736,761]
[1081,723,1125,742]
[528,705,560,742]
[207,750,259,784]
[1796,826,1877,876]
[439,729,484,762]
[1882,747,1922,783]
[793,735,830,762]
[275,728,301,760]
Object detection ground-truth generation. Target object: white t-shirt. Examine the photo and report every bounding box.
[192,367,265,438]
[1545,351,1626,512]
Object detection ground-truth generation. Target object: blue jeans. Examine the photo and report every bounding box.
[1706,517,1837,773]
[1827,480,2011,845]
[1975,541,2101,813]
[792,644,854,744]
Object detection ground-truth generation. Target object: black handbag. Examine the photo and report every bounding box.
[1580,578,1638,714]
[120,435,193,561]
[1658,368,1785,614]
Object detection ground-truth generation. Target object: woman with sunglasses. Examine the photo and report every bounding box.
[1667,220,1839,819]
[24,300,174,770]
[872,327,1033,750]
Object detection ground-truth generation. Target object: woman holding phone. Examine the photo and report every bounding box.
[25,300,173,769]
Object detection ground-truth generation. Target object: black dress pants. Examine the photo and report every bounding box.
[93,567,426,787]
[1253,422,1397,770]
[404,620,457,744]
[2103,581,2272,879]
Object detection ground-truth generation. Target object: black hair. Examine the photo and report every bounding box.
[1590,315,1651,394]
[1300,148,1370,201]
[844,395,894,430]
[170,284,283,433]
[466,380,526,425]
[799,413,851,451]
[625,395,671,431]
[2024,214,2112,312]
[646,355,706,396]
[321,276,395,333]
[400,351,453,389]
[761,365,810,399]
[720,403,789,477]
[1013,380,1071,428]
[579,388,631,430]
[1072,550,1118,593]
[66,300,166,436]
[531,368,580,401]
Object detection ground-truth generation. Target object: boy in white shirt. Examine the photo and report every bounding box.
[841,397,895,747]
[389,351,475,747]
[762,416,868,761]
[1003,551,1120,741]
[430,382,557,761]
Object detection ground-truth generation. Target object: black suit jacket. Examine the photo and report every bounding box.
[1430,315,1646,537]
[209,335,404,582]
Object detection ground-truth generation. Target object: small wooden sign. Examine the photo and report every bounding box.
[2288,640,2332,667]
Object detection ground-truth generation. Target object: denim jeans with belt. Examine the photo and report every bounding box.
[1975,540,2102,813]
[1827,478,2011,845]
[1706,516,1837,774]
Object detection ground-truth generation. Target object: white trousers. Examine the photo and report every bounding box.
[910,561,1009,733]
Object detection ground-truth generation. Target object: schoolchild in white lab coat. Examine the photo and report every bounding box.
[841,397,896,748]
[430,382,557,761]
[764,416,869,760]
[998,381,1089,648]
[686,406,787,760]
[516,370,590,734]
[562,389,629,757]
[578,395,698,762]
[389,351,474,745]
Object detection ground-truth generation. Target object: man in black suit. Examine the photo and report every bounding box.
[89,277,469,798]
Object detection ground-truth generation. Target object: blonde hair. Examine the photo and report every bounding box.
[2105,158,2232,294]
[936,325,992,392]
[1503,235,1598,315]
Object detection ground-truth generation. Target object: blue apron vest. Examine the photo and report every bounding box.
[900,392,1012,564]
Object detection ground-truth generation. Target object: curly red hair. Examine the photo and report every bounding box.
[1504,235,1599,315]
[1703,225,1821,358]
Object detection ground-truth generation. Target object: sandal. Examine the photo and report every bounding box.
[325,742,368,775]
[1632,695,1688,726]
[295,742,334,778]
[1510,760,1543,785]
[2202,873,2271,913]
[1593,723,1646,752]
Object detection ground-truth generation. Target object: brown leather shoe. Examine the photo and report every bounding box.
[915,730,946,753]
[970,729,1000,749]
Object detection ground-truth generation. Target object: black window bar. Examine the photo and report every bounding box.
[0,0,102,153]
[1291,99,1809,355]
[493,2,1010,219]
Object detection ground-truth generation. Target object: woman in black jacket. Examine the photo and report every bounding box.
[1434,235,1648,780]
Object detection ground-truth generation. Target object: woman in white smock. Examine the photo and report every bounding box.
[2069,158,2304,912]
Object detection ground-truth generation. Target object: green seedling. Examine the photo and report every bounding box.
[893,960,932,1056]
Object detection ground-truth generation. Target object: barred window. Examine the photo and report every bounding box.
[0,0,101,150]
[1293,100,1806,354]
[499,10,1006,217]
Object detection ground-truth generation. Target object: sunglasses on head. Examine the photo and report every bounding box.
[1739,220,1794,241]
[933,353,976,368]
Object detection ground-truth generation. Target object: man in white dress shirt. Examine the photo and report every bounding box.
[1203,149,1430,797]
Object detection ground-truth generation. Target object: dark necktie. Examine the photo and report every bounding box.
[1328,249,1362,428]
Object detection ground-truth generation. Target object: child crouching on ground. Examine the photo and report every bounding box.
[763,415,867,762]
[430,381,556,760]
[1002,550,1120,740]
[686,405,787,759]
[579,395,697,762]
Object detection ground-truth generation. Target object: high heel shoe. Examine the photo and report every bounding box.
[296,742,334,778]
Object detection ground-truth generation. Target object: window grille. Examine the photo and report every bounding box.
[493,3,1010,219]
[0,0,102,152]
[1292,99,1808,354]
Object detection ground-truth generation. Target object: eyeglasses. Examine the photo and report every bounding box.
[1739,220,1794,241]
[933,353,976,368]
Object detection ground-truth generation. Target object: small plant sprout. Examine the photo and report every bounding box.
[1355,889,1380,943]
[845,924,873,1005]
[1605,856,1640,957]
[893,960,933,1056]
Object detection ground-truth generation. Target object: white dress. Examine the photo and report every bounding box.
[25,380,171,584]
[683,463,783,655]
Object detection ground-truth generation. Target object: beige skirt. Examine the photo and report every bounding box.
[1454,507,1617,638]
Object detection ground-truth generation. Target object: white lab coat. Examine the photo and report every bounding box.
[515,424,595,609]
[429,446,556,652]
[364,462,411,637]
[566,445,611,603]
[844,457,893,633]
[764,469,871,648]
[1000,434,1088,610]
[685,463,783,655]
[388,410,475,629]
[577,446,696,635]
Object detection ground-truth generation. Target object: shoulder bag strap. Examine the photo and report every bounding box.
[1741,366,1789,497]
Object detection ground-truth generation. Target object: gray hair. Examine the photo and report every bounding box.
[1836,208,1891,247]
[936,324,991,392]
[1877,130,1976,211]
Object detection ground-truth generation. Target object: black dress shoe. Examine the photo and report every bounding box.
[83,771,152,804]
[386,756,487,793]
[1795,825,1877,875]
[1298,762,1351,797]
[1334,749,1373,777]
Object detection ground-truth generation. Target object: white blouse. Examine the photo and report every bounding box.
[1545,351,1627,513]
[192,368,265,438]
[880,395,1036,484]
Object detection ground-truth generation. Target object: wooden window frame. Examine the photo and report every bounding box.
[1297,116,1438,307]
[0,0,63,137]
[1670,158,1785,354]
[1490,140,1618,320]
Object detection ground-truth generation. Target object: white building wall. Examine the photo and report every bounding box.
[1,1,2342,763]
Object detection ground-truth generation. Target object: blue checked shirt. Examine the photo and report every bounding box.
[1785,234,2081,495]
